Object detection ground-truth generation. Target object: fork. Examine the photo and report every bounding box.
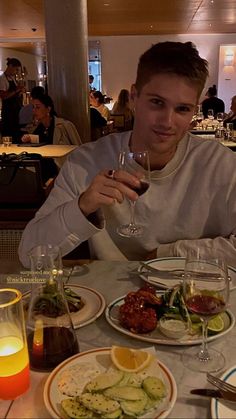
[207,372,236,393]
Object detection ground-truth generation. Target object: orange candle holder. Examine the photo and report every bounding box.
[0,289,30,400]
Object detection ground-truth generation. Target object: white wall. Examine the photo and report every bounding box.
[89,33,236,106]
[218,45,236,113]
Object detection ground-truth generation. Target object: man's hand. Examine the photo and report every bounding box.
[79,169,141,217]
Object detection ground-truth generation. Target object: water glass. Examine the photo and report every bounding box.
[2,136,12,147]
[0,288,30,399]
[225,123,234,140]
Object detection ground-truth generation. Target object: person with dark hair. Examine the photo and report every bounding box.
[90,90,110,120]
[19,85,45,128]
[112,89,134,130]
[21,94,81,146]
[223,95,236,129]
[19,41,236,268]
[89,74,95,91]
[201,84,225,118]
[0,57,25,141]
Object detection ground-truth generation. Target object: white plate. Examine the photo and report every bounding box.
[105,294,235,346]
[43,347,177,419]
[139,257,236,291]
[211,365,236,418]
[23,284,106,329]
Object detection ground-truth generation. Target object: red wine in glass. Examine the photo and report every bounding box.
[133,180,150,196]
[186,294,226,320]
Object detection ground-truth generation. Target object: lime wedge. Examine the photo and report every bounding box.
[207,315,224,334]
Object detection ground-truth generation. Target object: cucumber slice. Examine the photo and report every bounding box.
[80,393,120,414]
[120,396,147,416]
[61,398,94,419]
[104,386,146,401]
[142,377,166,400]
[85,370,123,392]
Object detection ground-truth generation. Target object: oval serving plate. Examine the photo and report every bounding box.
[105,294,235,346]
[23,284,106,329]
[211,365,236,419]
[43,347,177,419]
[139,257,236,291]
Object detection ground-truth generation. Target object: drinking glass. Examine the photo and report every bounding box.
[2,136,12,147]
[182,247,229,373]
[225,122,234,140]
[207,109,214,120]
[196,111,203,129]
[0,288,30,400]
[216,112,224,127]
[117,150,150,237]
[26,244,79,371]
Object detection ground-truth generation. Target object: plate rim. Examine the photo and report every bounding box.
[43,346,178,419]
[139,257,236,291]
[105,294,235,346]
[211,365,236,419]
[23,283,106,329]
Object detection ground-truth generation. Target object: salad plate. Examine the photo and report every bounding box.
[43,347,177,419]
[211,365,236,418]
[139,257,236,291]
[105,293,235,346]
[23,284,106,329]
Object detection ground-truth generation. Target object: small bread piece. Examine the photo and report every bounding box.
[142,376,166,400]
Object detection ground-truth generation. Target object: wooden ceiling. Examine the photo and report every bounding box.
[0,0,236,56]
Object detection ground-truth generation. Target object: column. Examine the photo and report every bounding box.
[44,0,90,143]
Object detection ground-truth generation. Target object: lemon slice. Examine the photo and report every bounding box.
[111,346,152,372]
[208,315,224,333]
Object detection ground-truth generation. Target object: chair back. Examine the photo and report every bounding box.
[0,159,46,206]
[110,114,125,130]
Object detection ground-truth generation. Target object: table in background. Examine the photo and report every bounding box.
[190,131,236,150]
[0,144,78,158]
[1,259,236,418]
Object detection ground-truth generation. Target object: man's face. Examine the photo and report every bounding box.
[131,73,198,166]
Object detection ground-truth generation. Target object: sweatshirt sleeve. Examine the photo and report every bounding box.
[18,155,104,268]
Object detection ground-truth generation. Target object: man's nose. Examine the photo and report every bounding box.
[158,108,174,127]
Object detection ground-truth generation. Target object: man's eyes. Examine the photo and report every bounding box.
[150,98,164,106]
[176,106,192,113]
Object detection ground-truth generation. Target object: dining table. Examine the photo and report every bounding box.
[0,258,236,419]
[0,144,78,159]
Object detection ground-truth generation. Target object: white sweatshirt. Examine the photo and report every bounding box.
[19,131,236,268]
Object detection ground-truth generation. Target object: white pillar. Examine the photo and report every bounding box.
[44,0,90,143]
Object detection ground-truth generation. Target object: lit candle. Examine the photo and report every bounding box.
[0,335,30,400]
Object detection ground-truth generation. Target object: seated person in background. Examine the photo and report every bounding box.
[201,85,225,118]
[21,94,81,146]
[223,95,236,129]
[19,41,236,269]
[111,88,134,130]
[90,107,107,141]
[90,90,110,121]
[19,85,45,130]
[89,74,96,91]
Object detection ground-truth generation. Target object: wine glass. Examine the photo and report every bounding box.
[196,111,203,128]
[207,109,214,121]
[217,112,224,127]
[182,247,229,373]
[117,150,150,237]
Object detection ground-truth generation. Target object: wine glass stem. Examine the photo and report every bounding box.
[129,200,136,226]
[198,318,210,361]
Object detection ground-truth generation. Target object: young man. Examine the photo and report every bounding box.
[19,42,236,267]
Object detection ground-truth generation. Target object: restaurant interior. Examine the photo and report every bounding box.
[1,1,236,418]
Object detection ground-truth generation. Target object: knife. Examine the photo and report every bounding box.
[191,388,236,402]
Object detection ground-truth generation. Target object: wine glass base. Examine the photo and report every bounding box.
[182,346,225,373]
[117,224,143,237]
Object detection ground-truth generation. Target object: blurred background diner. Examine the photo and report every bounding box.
[0,57,25,143]
[90,90,110,121]
[201,84,225,119]
[111,88,134,131]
